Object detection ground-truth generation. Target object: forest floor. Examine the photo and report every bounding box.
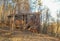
[0,30,60,41]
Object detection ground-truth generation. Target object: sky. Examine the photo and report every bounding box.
[29,0,39,12]
[42,0,60,19]
[0,0,60,20]
[29,0,60,21]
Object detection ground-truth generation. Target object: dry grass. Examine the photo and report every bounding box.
[0,31,60,41]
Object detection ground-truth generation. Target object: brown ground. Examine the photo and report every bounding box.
[0,30,60,41]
